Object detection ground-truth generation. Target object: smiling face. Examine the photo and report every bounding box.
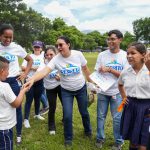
[45,49,56,61]
[107,33,122,52]
[127,46,145,67]
[56,39,70,57]
[33,46,42,55]
[0,29,13,46]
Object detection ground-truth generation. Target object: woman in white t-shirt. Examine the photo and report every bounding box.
[24,36,93,146]
[22,41,45,128]
[118,42,150,150]
[38,45,63,135]
[0,24,33,144]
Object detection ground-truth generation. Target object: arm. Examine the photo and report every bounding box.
[24,66,51,89]
[10,85,29,108]
[82,65,94,83]
[145,52,150,71]
[99,66,120,78]
[118,84,127,99]
[18,55,33,80]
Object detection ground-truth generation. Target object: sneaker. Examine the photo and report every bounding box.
[64,140,72,147]
[16,136,22,145]
[49,130,56,135]
[112,143,123,150]
[34,114,45,120]
[40,107,49,116]
[95,139,104,148]
[24,119,31,128]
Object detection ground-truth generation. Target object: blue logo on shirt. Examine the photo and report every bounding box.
[49,70,58,79]
[60,64,80,76]
[1,52,16,62]
[106,59,123,71]
[33,59,41,66]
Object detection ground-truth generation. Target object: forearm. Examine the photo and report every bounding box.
[24,55,33,76]
[109,68,120,78]
[118,84,127,99]
[82,65,93,82]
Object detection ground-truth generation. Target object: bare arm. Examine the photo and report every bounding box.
[18,55,33,80]
[10,85,29,108]
[24,66,51,89]
[82,65,94,83]
[118,84,127,99]
[99,66,120,78]
[145,52,150,71]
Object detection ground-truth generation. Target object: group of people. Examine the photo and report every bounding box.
[0,23,150,150]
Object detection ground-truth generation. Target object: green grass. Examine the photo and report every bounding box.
[15,52,129,150]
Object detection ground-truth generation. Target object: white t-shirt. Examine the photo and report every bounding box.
[118,65,150,99]
[95,49,127,96]
[47,50,87,91]
[38,62,60,89]
[0,42,27,77]
[22,53,44,78]
[0,81,16,130]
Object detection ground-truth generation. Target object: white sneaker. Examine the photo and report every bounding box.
[34,115,45,120]
[24,119,31,128]
[16,136,22,145]
[49,130,55,135]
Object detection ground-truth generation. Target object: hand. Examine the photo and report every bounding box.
[17,72,27,81]
[23,79,34,90]
[21,83,30,92]
[99,66,111,73]
[55,74,60,81]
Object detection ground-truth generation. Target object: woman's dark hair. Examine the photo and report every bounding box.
[108,30,123,39]
[0,24,14,35]
[57,36,71,49]
[45,45,57,56]
[128,42,147,54]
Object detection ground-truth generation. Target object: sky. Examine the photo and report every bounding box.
[23,0,150,34]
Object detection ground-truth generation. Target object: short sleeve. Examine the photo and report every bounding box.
[79,51,87,66]
[15,44,27,58]
[118,72,124,85]
[3,84,16,103]
[47,57,56,70]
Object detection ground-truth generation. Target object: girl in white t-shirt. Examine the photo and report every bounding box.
[118,42,150,150]
[0,24,32,144]
[24,36,93,146]
[22,41,45,128]
[38,46,63,135]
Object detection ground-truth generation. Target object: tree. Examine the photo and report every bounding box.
[133,17,150,45]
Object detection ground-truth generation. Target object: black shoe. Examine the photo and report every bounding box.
[85,132,92,138]
[95,139,105,148]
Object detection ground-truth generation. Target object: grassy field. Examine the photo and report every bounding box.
[14,52,129,150]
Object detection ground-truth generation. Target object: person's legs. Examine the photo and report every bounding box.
[61,87,74,143]
[75,84,92,135]
[0,129,13,150]
[46,88,57,131]
[110,93,124,147]
[96,93,110,141]
[40,88,49,109]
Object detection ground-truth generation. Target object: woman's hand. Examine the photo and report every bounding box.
[144,52,150,71]
[23,78,34,90]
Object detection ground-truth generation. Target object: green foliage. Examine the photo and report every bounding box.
[133,17,150,44]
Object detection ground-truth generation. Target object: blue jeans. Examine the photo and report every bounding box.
[24,80,43,119]
[61,84,92,142]
[0,129,13,150]
[40,88,49,109]
[97,93,123,144]
[4,77,22,137]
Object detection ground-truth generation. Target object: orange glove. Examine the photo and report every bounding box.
[117,97,127,112]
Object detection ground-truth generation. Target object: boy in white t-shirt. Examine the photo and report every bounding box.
[0,56,29,150]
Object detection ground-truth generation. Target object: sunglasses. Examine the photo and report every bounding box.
[34,46,41,48]
[55,43,64,48]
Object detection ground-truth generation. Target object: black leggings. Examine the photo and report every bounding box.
[46,85,63,131]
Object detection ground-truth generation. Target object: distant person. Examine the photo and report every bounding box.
[38,45,63,135]
[0,24,32,144]
[95,30,127,150]
[24,36,93,146]
[0,56,29,150]
[22,41,45,128]
[118,42,150,150]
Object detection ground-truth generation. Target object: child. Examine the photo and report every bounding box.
[118,42,150,150]
[0,56,29,150]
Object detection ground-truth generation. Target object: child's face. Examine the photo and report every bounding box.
[0,64,9,81]
[33,46,42,55]
[0,29,13,46]
[127,46,145,67]
[45,49,55,61]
